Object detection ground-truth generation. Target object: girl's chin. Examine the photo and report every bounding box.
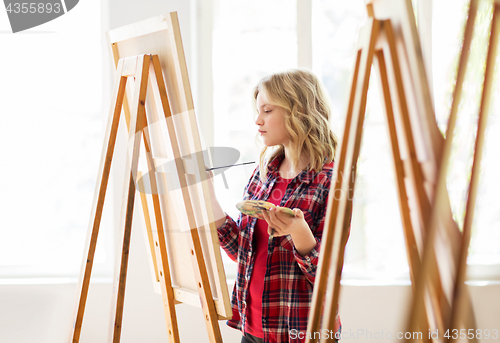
[262,140,276,147]
[264,144,283,150]
[259,137,285,147]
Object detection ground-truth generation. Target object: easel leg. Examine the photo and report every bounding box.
[140,57,181,343]
[107,55,150,343]
[374,36,434,342]
[307,18,381,343]
[69,59,128,343]
[306,34,362,343]
[374,48,420,285]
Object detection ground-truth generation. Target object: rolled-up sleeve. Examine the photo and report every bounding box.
[291,174,331,284]
[217,214,240,262]
[292,238,321,283]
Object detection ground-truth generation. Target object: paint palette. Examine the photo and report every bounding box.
[236,200,295,220]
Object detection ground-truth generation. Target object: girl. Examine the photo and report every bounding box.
[208,69,340,343]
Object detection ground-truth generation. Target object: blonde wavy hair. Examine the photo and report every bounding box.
[254,69,338,180]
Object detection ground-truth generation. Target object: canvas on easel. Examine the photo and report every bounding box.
[69,12,231,343]
[105,12,231,320]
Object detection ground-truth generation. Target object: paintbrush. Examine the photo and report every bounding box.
[206,161,255,171]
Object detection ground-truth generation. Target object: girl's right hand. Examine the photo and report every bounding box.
[205,167,227,229]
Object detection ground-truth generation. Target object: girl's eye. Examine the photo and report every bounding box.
[265,110,272,113]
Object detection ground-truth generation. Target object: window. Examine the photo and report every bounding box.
[211,0,298,279]
[205,0,500,282]
[0,0,112,279]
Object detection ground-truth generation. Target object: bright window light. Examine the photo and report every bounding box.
[212,0,297,279]
[433,0,500,270]
[0,0,112,278]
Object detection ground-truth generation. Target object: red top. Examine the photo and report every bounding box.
[245,175,292,338]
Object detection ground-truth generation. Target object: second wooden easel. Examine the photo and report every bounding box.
[408,1,500,341]
[306,1,479,342]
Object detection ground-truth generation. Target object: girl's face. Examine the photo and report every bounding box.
[255,90,290,148]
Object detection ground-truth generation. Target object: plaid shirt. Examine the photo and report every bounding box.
[217,154,340,343]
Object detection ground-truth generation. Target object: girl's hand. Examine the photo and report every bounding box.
[261,207,307,237]
[205,168,227,229]
[261,207,317,256]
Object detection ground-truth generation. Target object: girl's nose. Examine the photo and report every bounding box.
[255,113,263,126]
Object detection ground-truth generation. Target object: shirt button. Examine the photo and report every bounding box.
[262,319,267,323]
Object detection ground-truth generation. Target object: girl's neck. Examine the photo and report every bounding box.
[279,149,309,179]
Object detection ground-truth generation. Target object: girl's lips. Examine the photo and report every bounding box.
[258,130,266,134]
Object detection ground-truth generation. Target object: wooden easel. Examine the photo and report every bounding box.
[306,1,479,342]
[408,1,500,341]
[446,2,500,339]
[68,54,225,343]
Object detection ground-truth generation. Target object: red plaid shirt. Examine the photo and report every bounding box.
[217,154,341,343]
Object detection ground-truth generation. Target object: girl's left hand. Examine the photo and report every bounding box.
[261,206,309,237]
[262,206,317,256]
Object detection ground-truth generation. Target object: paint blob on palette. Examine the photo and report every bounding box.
[236,200,295,220]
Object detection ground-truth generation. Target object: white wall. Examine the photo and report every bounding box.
[338,283,500,343]
[1,1,499,343]
[1,244,499,343]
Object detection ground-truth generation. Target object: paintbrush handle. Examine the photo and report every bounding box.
[206,161,255,171]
